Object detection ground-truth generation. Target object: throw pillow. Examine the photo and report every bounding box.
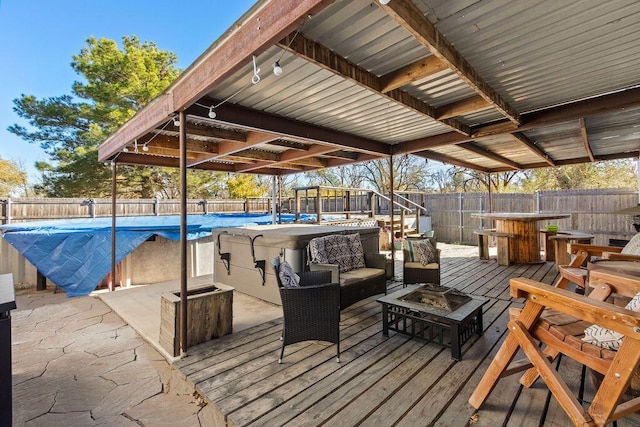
[278,261,300,288]
[582,291,640,350]
[345,233,366,270]
[412,239,438,266]
[322,234,353,273]
[308,237,329,264]
[622,233,640,255]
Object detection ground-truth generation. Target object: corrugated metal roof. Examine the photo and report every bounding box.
[98,0,640,176]
[423,0,640,111]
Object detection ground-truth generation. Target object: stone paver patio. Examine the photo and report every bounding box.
[11,289,214,426]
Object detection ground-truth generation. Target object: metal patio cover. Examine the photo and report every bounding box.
[98,0,640,175]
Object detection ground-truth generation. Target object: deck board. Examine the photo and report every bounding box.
[174,244,640,426]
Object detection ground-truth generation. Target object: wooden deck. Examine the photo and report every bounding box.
[174,245,640,426]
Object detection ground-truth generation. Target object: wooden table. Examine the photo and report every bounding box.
[471,213,569,264]
[548,231,594,266]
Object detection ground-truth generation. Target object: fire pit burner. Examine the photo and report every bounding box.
[400,284,471,312]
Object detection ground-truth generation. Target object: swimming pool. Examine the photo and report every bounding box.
[0,213,316,296]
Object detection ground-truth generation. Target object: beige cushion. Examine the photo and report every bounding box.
[404,262,439,270]
[583,291,640,350]
[340,268,384,286]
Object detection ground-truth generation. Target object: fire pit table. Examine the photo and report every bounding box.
[377,284,488,360]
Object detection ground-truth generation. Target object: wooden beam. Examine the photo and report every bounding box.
[380,0,520,125]
[268,140,309,151]
[436,95,491,120]
[145,135,218,154]
[379,56,448,92]
[99,0,335,162]
[512,132,556,167]
[114,152,236,171]
[393,87,640,155]
[326,153,382,168]
[392,132,469,155]
[477,87,640,138]
[458,142,522,170]
[164,122,247,142]
[278,33,470,135]
[579,118,595,162]
[413,150,490,172]
[185,101,390,156]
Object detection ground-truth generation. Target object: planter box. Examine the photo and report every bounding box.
[159,283,233,357]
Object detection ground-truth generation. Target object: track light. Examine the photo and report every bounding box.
[208,106,216,119]
[123,146,129,152]
[379,0,391,4]
[273,61,283,76]
[142,144,149,152]
[173,117,180,127]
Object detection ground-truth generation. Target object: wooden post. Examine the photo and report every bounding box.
[390,155,395,272]
[179,111,188,357]
[110,162,117,292]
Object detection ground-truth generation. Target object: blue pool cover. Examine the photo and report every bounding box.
[0,213,312,296]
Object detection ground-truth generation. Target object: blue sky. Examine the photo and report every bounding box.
[0,0,255,180]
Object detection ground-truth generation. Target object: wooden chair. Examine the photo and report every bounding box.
[555,241,640,290]
[469,269,640,426]
[272,257,341,364]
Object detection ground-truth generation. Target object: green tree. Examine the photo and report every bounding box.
[0,157,28,197]
[225,174,269,199]
[516,160,637,192]
[8,36,220,198]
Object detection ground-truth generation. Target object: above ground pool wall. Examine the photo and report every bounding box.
[212,224,380,305]
[125,235,215,285]
[0,234,215,292]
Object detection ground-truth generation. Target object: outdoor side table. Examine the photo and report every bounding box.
[377,284,487,360]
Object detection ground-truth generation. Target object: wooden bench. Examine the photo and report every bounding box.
[473,229,515,266]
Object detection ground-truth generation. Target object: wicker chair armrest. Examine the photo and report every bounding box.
[309,262,340,283]
[365,253,387,270]
[298,270,332,286]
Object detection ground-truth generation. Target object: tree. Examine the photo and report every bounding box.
[0,157,28,197]
[225,174,269,199]
[516,160,637,192]
[8,36,222,198]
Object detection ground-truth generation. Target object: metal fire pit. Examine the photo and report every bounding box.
[399,284,471,312]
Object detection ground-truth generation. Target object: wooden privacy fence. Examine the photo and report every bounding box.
[425,188,640,246]
[0,197,272,224]
[2,189,639,246]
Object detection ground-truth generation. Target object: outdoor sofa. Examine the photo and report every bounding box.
[307,233,387,310]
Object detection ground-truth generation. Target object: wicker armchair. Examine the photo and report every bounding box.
[272,257,340,364]
[403,236,441,286]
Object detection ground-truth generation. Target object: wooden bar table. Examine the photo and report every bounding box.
[471,213,569,264]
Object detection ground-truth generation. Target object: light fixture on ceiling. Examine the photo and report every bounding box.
[273,61,283,76]
[379,0,391,4]
[142,143,149,152]
[208,106,216,119]
[123,146,129,152]
[173,117,180,127]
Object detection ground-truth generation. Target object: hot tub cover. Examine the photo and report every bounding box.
[0,213,310,296]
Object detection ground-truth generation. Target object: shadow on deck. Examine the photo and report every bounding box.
[172,245,638,426]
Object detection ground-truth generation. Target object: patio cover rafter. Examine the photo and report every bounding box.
[378,0,520,125]
[277,33,471,135]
